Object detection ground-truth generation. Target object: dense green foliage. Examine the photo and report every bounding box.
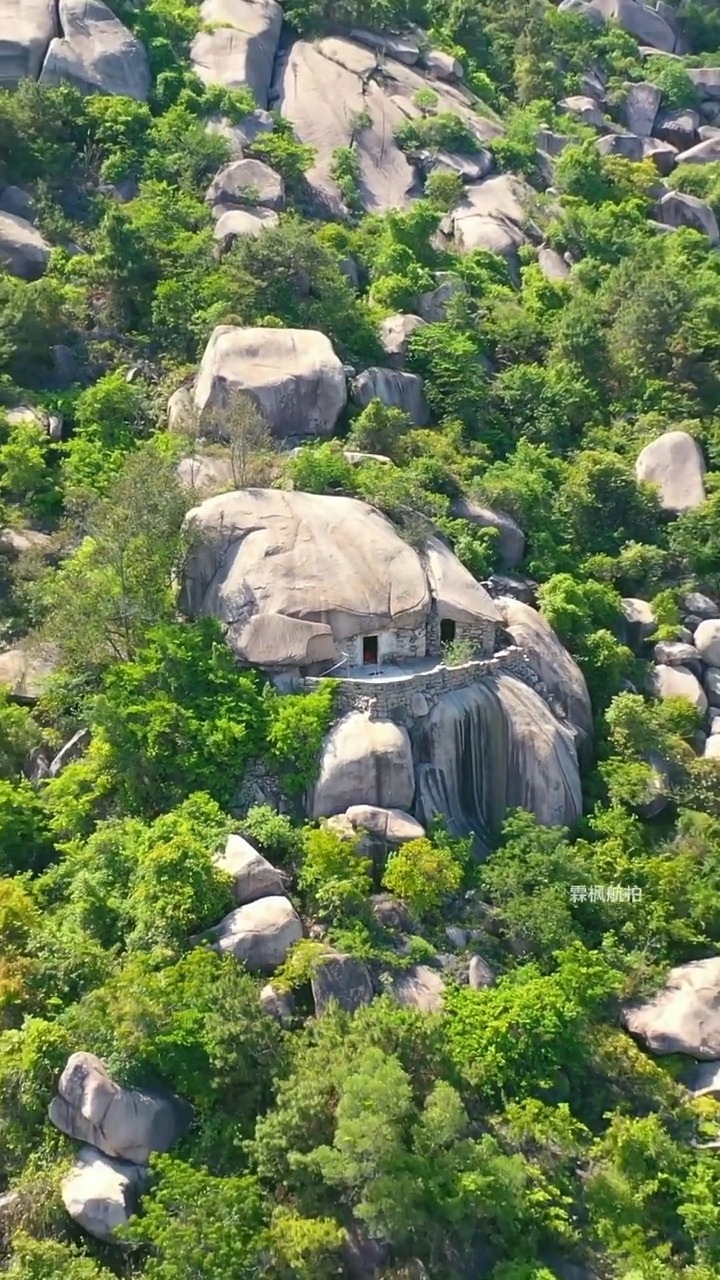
[1,0,720,1278]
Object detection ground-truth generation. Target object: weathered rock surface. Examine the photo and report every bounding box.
[388,965,445,1013]
[423,48,463,81]
[650,664,708,714]
[683,592,720,621]
[351,367,429,426]
[414,674,583,840]
[0,212,51,280]
[558,95,606,128]
[635,430,706,512]
[425,536,502,631]
[450,497,525,569]
[468,954,496,988]
[206,109,274,156]
[176,453,234,494]
[348,28,420,64]
[40,0,151,100]
[214,834,285,904]
[537,246,571,281]
[311,952,374,1015]
[206,159,285,212]
[705,735,720,759]
[622,598,657,652]
[0,185,36,222]
[273,36,501,215]
[0,0,57,86]
[676,137,720,165]
[653,641,701,674]
[62,1146,148,1242]
[312,714,415,817]
[657,191,719,243]
[496,598,593,739]
[213,206,279,250]
[260,982,294,1024]
[49,1053,190,1164]
[622,958,720,1057]
[654,109,700,150]
[379,313,426,367]
[621,81,661,135]
[696,621,720,669]
[559,0,677,52]
[596,133,677,174]
[371,893,415,931]
[344,804,425,846]
[705,669,720,710]
[193,327,347,440]
[0,644,57,702]
[181,488,434,666]
[417,276,465,322]
[210,896,303,970]
[191,0,282,105]
[440,175,534,261]
[688,68,720,101]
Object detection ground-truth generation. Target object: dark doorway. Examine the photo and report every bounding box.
[363,635,379,665]
[440,619,456,645]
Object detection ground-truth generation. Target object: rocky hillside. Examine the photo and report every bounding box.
[1,1,720,1279]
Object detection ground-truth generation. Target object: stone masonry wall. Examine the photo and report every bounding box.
[296,645,562,728]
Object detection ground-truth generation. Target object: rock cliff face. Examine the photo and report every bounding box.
[413,675,583,842]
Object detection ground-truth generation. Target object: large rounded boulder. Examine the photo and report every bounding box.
[0,0,57,86]
[49,1053,191,1164]
[635,430,706,513]
[39,0,151,99]
[193,327,347,441]
[622,957,720,1058]
[209,895,303,970]
[311,714,415,817]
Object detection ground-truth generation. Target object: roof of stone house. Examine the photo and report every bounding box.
[180,488,500,667]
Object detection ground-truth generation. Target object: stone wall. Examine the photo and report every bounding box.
[296,645,562,727]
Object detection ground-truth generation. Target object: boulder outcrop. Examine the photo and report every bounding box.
[49,1053,191,1164]
[311,952,374,1015]
[192,327,347,440]
[213,207,279,250]
[0,643,58,702]
[596,133,677,174]
[650,664,708,714]
[413,675,583,840]
[209,895,303,969]
[496,598,593,739]
[272,35,502,215]
[351,368,429,426]
[0,212,51,280]
[439,175,534,262]
[180,488,434,667]
[191,0,283,106]
[214,834,286,904]
[62,1146,148,1242]
[312,714,415,817]
[622,957,720,1057]
[206,159,285,212]
[657,191,719,243]
[379,314,426,367]
[344,805,425,846]
[0,0,57,86]
[559,0,677,53]
[695,620,720,668]
[635,430,706,512]
[676,137,720,165]
[388,965,445,1012]
[40,0,151,100]
[621,81,661,135]
[450,497,525,569]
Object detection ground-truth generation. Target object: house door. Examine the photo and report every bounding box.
[363,635,379,665]
[440,619,456,645]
